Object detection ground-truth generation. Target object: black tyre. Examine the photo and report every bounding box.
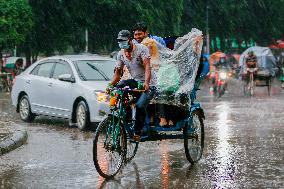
[93,116,126,179]
[75,100,90,130]
[243,81,251,96]
[183,109,204,164]
[267,78,271,96]
[218,85,225,98]
[19,95,35,122]
[243,81,247,95]
[213,84,218,96]
[249,74,254,96]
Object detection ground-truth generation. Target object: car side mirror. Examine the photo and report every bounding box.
[58,74,75,83]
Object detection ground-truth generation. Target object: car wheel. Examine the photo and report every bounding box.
[19,95,35,122]
[76,100,90,130]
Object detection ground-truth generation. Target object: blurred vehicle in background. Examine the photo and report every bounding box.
[239,47,276,96]
[279,53,284,89]
[239,46,278,77]
[211,64,230,98]
[226,54,241,78]
[271,49,284,89]
[11,54,115,130]
[280,68,284,89]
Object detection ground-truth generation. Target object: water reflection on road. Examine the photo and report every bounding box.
[0,85,283,188]
[208,101,237,188]
[160,141,170,189]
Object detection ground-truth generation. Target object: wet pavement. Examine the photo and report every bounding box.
[0,93,14,143]
[0,79,283,188]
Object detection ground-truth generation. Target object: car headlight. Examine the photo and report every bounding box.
[94,91,108,102]
[219,72,227,80]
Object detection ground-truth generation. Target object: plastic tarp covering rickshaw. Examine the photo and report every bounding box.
[239,46,277,77]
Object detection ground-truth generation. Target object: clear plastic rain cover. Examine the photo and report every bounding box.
[153,28,203,109]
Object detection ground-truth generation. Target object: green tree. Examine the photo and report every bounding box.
[25,0,72,58]
[0,0,33,58]
[16,0,284,57]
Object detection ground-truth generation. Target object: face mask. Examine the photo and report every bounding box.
[118,41,130,49]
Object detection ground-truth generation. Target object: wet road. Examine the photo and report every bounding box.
[0,80,283,188]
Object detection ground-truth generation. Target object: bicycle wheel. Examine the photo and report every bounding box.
[218,85,225,98]
[243,81,248,95]
[250,73,254,96]
[125,122,139,162]
[267,78,271,96]
[183,109,204,164]
[93,116,126,179]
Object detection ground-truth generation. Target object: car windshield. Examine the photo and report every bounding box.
[74,60,115,81]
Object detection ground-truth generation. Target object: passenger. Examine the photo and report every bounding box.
[132,22,172,126]
[133,22,161,72]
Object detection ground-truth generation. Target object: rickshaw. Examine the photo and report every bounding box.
[92,53,209,179]
[92,75,205,179]
[239,47,277,96]
[92,28,206,179]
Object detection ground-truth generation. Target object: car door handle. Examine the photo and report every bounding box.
[26,80,31,84]
[48,83,53,87]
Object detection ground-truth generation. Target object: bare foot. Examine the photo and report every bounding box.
[159,118,167,126]
[168,120,174,126]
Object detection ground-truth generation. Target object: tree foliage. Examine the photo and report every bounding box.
[2,0,283,58]
[181,0,284,52]
[0,0,33,55]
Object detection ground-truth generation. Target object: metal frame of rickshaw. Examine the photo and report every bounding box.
[93,75,205,179]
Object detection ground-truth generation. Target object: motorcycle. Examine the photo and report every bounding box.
[211,69,228,98]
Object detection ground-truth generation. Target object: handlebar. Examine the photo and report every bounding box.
[110,86,145,93]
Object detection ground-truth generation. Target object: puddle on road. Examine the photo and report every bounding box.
[0,87,284,188]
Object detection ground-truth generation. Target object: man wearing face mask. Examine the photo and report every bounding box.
[108,30,155,141]
[214,56,231,71]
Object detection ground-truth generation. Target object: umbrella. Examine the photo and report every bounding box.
[232,54,241,62]
[209,51,226,73]
[269,40,284,49]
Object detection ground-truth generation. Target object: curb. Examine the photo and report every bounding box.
[0,128,28,156]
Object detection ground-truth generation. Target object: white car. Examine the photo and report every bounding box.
[11,54,115,130]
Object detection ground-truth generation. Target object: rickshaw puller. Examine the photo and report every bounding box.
[108,30,156,142]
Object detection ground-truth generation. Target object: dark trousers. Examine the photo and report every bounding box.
[116,79,155,134]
